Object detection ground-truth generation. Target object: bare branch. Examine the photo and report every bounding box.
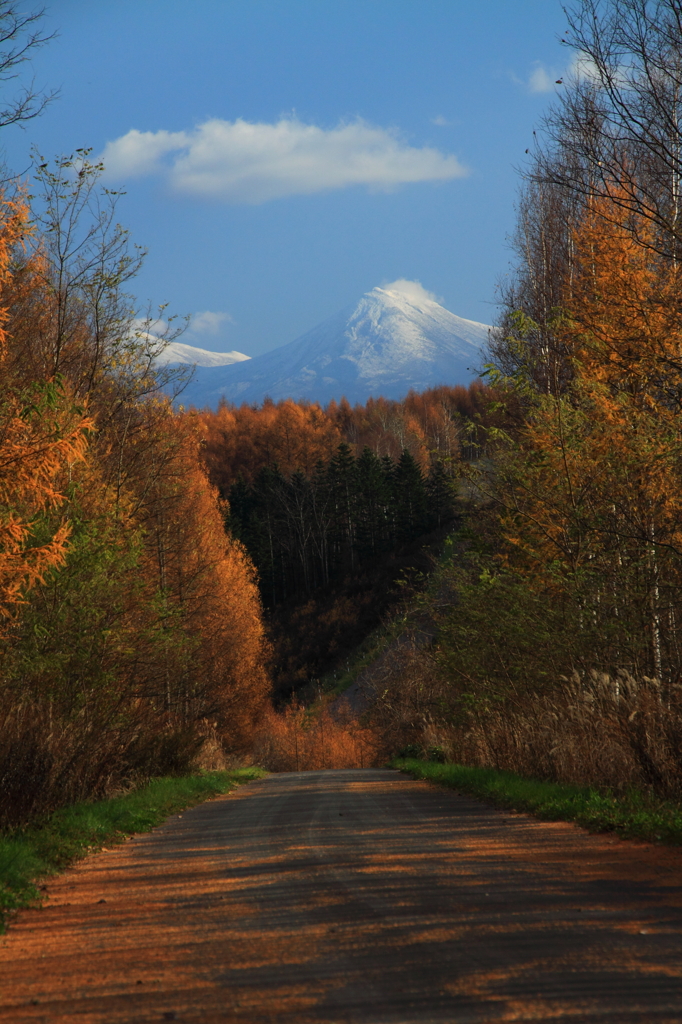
[0,3,57,129]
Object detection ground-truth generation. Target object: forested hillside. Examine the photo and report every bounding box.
[192,384,495,697]
[0,139,497,821]
[195,387,490,597]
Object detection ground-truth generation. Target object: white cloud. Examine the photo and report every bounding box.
[190,310,232,335]
[430,115,451,126]
[381,279,439,305]
[130,316,168,337]
[567,52,604,87]
[528,64,555,94]
[515,54,613,96]
[100,129,188,178]
[99,117,468,203]
[510,62,563,94]
[131,312,233,344]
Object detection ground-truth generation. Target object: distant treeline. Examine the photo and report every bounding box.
[192,383,499,607]
[227,445,455,606]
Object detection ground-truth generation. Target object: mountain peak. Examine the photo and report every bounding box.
[174,282,491,409]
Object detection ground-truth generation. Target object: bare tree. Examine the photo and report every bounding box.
[492,166,580,394]
[494,0,682,391]
[5,152,188,405]
[0,2,56,129]
[538,0,682,260]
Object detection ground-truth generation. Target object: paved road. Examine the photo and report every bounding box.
[1,769,682,1023]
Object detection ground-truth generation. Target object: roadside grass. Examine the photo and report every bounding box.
[0,767,265,930]
[392,758,682,846]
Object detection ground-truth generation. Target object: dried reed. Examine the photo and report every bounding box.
[367,642,682,799]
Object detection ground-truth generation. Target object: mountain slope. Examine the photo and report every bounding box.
[176,281,490,409]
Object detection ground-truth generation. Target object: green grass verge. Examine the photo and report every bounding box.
[0,767,265,930]
[392,758,682,846]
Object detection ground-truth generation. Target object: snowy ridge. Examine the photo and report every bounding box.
[174,281,490,409]
[155,341,250,367]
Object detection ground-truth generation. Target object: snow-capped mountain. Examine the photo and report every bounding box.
[175,280,490,409]
[155,341,250,367]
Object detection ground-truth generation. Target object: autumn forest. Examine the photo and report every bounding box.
[4,0,682,825]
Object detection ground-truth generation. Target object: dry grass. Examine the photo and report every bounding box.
[453,670,682,799]
[366,642,682,799]
[0,697,206,830]
[252,702,383,772]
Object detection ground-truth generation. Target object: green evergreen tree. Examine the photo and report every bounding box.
[355,446,391,556]
[392,449,428,543]
[225,474,251,542]
[326,442,357,570]
[426,459,457,531]
[282,469,316,594]
[310,458,333,587]
[232,465,288,607]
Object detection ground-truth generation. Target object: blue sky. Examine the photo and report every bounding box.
[0,0,569,356]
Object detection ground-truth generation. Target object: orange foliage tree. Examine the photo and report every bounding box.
[0,192,91,626]
[194,397,342,492]
[490,194,682,680]
[139,414,271,750]
[0,164,272,824]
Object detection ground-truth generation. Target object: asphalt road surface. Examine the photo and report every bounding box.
[1,769,682,1023]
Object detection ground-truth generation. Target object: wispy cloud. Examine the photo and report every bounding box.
[430,115,451,127]
[527,64,555,93]
[99,117,468,203]
[514,54,611,96]
[101,130,188,178]
[131,310,233,346]
[381,278,441,305]
[510,61,562,94]
[190,310,232,335]
[567,52,604,86]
